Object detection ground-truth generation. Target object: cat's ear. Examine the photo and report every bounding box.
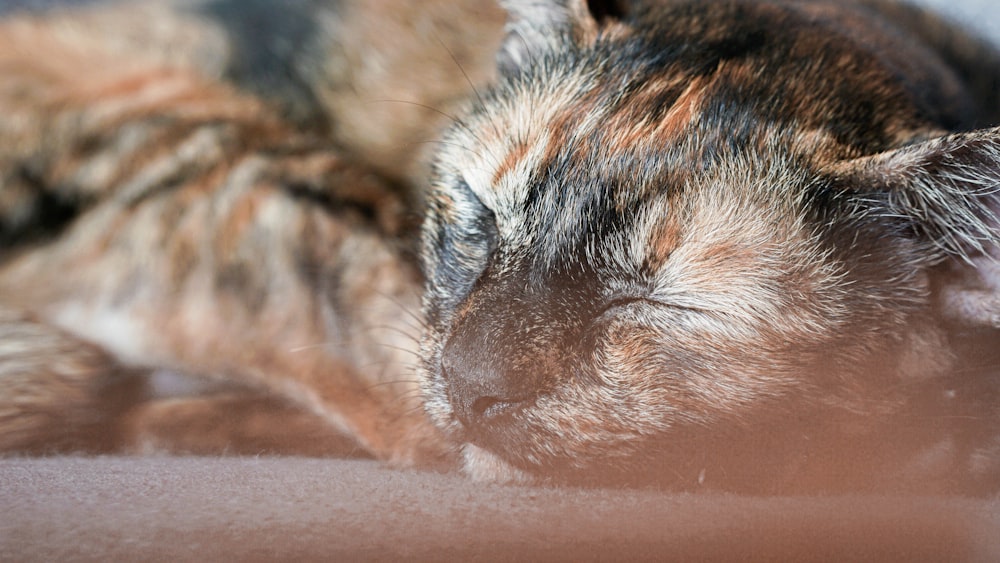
[497,0,622,75]
[828,127,1000,260]
[826,126,1000,327]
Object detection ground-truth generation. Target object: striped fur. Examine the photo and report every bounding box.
[0,1,456,465]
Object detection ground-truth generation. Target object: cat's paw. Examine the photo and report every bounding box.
[939,251,1000,328]
[461,443,534,484]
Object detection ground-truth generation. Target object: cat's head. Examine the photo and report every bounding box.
[419,0,1000,490]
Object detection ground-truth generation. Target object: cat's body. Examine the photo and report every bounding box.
[0,0,482,464]
[1,0,999,494]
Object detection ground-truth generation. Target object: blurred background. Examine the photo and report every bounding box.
[1,0,999,42]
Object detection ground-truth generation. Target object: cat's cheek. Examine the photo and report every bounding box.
[418,369,457,428]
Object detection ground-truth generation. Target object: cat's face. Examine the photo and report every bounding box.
[419,77,922,485]
[418,0,999,488]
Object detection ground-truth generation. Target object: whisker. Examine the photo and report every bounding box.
[398,402,433,418]
[408,139,491,163]
[510,28,536,150]
[363,323,421,343]
[287,342,338,354]
[354,356,422,371]
[432,31,503,142]
[363,377,423,388]
[375,341,423,359]
[354,310,426,337]
[365,381,423,400]
[365,97,493,149]
[353,360,421,374]
[367,98,464,127]
[367,98,503,169]
[371,289,430,331]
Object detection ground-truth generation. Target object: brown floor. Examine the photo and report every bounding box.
[2,456,998,561]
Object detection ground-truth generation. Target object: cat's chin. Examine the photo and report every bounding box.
[461,443,536,484]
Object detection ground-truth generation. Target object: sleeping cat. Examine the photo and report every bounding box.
[1,0,999,494]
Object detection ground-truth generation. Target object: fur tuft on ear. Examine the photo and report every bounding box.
[827,127,1000,261]
[826,126,1000,328]
[496,0,601,75]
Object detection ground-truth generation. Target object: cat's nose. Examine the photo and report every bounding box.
[445,365,531,429]
[440,334,537,429]
[438,277,556,430]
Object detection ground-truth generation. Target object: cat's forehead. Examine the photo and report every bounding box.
[433,43,823,287]
[452,66,605,218]
[450,53,721,217]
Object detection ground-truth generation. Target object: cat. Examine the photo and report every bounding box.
[1,0,1000,494]
[420,0,1000,492]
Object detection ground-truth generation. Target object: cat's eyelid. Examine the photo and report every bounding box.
[456,176,499,211]
[603,294,704,315]
[443,176,491,218]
